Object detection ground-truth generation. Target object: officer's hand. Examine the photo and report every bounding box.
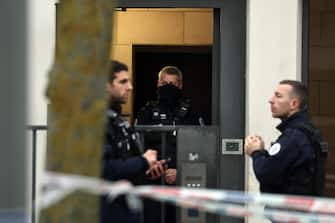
[254,135,265,149]
[146,160,166,179]
[244,135,264,156]
[165,168,177,184]
[143,149,157,168]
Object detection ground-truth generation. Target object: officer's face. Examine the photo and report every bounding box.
[107,70,133,104]
[157,73,182,89]
[269,84,299,119]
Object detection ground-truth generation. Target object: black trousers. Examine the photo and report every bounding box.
[142,198,176,223]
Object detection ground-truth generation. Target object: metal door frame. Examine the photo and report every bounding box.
[112,1,246,223]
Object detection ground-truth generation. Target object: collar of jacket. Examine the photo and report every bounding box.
[109,101,122,114]
[276,109,310,133]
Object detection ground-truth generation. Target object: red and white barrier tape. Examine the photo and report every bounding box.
[40,171,335,223]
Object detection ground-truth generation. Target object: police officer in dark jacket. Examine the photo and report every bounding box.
[245,80,326,196]
[136,66,204,223]
[136,65,204,183]
[101,60,158,223]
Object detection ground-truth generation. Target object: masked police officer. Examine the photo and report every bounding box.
[100,60,159,223]
[136,66,204,223]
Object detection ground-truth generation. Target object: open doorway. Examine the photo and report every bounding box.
[132,45,212,124]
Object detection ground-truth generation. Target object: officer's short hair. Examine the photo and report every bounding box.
[280,80,308,110]
[158,66,183,83]
[109,60,128,82]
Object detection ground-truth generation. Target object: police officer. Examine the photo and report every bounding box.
[137,66,203,126]
[136,66,204,223]
[100,60,159,223]
[137,65,204,183]
[245,80,326,196]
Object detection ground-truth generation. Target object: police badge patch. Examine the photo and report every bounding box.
[269,143,281,156]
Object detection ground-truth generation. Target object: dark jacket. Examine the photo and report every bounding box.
[251,110,315,195]
[100,103,149,223]
[136,98,203,168]
[136,98,203,126]
[135,98,203,223]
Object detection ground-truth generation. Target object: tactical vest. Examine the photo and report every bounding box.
[140,98,202,126]
[105,109,143,160]
[289,122,328,196]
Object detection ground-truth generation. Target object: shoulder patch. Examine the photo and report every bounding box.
[107,109,118,119]
[269,143,281,156]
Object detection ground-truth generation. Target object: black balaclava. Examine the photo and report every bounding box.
[157,84,182,106]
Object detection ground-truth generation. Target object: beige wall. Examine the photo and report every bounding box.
[309,0,335,195]
[246,0,302,222]
[28,0,56,217]
[110,8,213,119]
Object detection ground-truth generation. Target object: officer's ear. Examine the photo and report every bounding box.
[178,81,183,89]
[291,97,300,110]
